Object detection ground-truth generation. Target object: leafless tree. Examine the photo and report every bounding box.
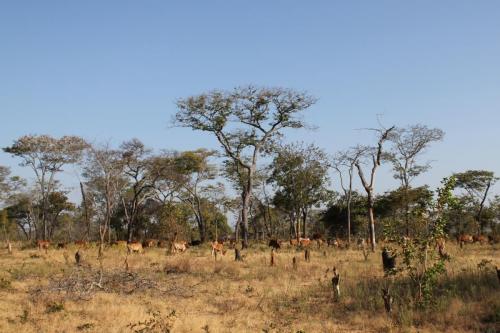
[83,144,125,257]
[353,126,395,252]
[333,150,357,244]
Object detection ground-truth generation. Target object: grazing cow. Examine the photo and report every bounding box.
[190,240,202,247]
[299,237,311,247]
[289,239,298,246]
[127,242,144,254]
[172,241,187,253]
[268,239,281,250]
[142,239,157,248]
[37,240,50,251]
[211,241,226,258]
[457,234,474,248]
[472,235,488,245]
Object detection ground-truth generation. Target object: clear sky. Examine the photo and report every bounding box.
[1,1,499,201]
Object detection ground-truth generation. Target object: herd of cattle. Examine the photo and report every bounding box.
[32,232,499,258]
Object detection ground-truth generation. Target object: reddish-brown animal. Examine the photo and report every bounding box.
[127,242,144,254]
[172,241,187,253]
[37,240,50,251]
[299,238,311,247]
[457,234,474,247]
[211,241,226,257]
[472,235,487,245]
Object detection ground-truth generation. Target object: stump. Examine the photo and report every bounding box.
[382,248,396,274]
[7,241,12,255]
[496,266,500,284]
[292,256,297,270]
[331,267,340,301]
[270,249,275,266]
[382,287,393,314]
[235,248,243,261]
[304,249,311,262]
[75,250,82,266]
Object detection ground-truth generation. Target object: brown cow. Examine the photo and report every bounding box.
[211,241,226,258]
[289,239,298,246]
[127,242,144,254]
[37,240,50,252]
[472,235,487,245]
[457,234,474,248]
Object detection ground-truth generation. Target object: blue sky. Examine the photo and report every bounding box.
[1,1,499,201]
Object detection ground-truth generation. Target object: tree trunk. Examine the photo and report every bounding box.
[234,211,241,243]
[301,208,308,238]
[477,180,491,234]
[241,188,252,249]
[367,192,376,252]
[347,195,351,244]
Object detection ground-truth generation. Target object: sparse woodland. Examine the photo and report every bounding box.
[0,86,499,332]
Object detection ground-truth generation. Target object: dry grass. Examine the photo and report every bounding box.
[0,241,498,333]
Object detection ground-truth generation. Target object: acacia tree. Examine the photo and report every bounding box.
[332,150,357,244]
[173,149,223,242]
[353,126,395,252]
[175,86,316,248]
[387,125,444,236]
[270,142,331,239]
[3,135,88,240]
[120,139,166,242]
[453,170,498,234]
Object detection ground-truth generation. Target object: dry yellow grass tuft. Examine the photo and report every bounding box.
[0,241,498,332]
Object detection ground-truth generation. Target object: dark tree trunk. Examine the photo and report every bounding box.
[367,192,376,252]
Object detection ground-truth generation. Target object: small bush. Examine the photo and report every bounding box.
[0,277,12,289]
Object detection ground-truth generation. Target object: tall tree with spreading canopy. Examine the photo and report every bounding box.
[453,170,498,233]
[270,142,331,239]
[353,126,395,252]
[3,135,88,240]
[387,124,444,236]
[175,86,316,248]
[173,149,223,242]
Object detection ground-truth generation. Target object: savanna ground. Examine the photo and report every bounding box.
[0,241,498,333]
